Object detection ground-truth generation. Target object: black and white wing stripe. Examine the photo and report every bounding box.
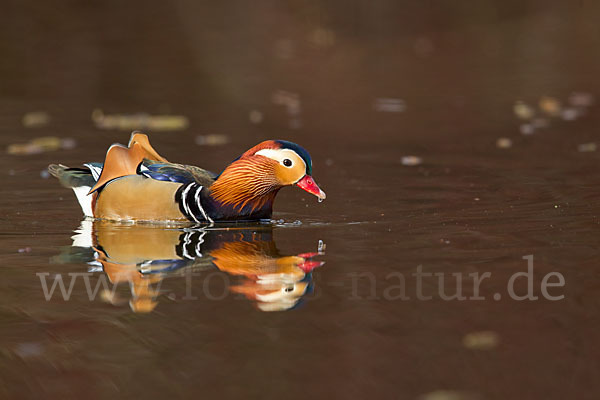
[175,182,214,223]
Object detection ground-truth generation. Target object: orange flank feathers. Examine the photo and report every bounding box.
[94,176,185,221]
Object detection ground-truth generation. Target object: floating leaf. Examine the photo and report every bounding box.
[195,134,230,146]
[418,390,481,400]
[513,101,535,120]
[568,92,594,107]
[401,155,422,166]
[496,137,512,149]
[309,28,336,48]
[560,108,581,121]
[22,111,50,128]
[519,123,535,135]
[249,110,263,124]
[7,136,76,155]
[462,331,500,350]
[272,90,301,115]
[532,118,549,128]
[577,143,596,152]
[92,109,189,131]
[374,98,406,113]
[539,96,561,117]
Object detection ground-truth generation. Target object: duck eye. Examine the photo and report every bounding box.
[283,158,293,167]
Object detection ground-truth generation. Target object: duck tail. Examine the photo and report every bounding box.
[48,164,99,188]
[48,163,99,217]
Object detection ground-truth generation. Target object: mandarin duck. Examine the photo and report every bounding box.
[48,132,326,222]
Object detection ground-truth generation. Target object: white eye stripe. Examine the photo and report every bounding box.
[255,148,306,169]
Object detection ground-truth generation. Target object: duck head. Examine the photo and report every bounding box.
[209,140,326,217]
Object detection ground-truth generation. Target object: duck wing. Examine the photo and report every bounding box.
[140,160,217,187]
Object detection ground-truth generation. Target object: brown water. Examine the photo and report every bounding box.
[2,1,600,399]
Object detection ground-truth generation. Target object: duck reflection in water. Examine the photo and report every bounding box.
[57,220,325,313]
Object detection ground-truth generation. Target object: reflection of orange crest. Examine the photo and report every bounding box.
[211,241,305,279]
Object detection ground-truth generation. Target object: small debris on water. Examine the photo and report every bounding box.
[272,90,302,128]
[61,138,77,149]
[40,170,50,179]
[274,38,294,60]
[272,90,301,115]
[289,118,302,130]
[249,110,263,124]
[92,109,189,131]
[532,118,549,128]
[318,197,324,203]
[513,101,535,120]
[496,137,512,149]
[568,91,594,107]
[195,134,230,146]
[308,27,336,48]
[374,98,406,113]
[519,123,535,136]
[577,142,596,152]
[519,123,535,135]
[512,91,595,133]
[401,155,422,166]
[539,96,561,116]
[560,108,580,121]
[22,111,50,128]
[418,390,481,400]
[413,36,434,58]
[18,247,32,253]
[462,331,500,350]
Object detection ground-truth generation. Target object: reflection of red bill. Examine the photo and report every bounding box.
[296,175,326,200]
[297,260,325,273]
[297,252,320,258]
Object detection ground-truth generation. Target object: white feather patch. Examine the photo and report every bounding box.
[83,163,102,181]
[255,148,306,169]
[72,186,94,217]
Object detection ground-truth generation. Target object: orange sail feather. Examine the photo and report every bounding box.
[88,132,168,194]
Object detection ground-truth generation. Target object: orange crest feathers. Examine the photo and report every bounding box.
[209,157,280,212]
